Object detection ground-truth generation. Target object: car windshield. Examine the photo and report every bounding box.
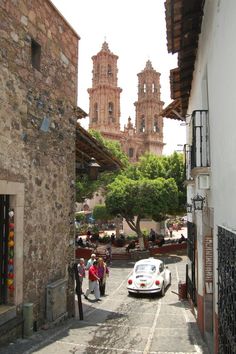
[135,264,156,274]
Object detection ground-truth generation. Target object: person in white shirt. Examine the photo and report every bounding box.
[86,253,96,270]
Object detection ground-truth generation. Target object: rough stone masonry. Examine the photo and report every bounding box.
[0,0,79,325]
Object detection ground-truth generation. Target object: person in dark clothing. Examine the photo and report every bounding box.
[157,236,165,247]
[149,228,156,242]
[111,233,115,244]
[77,237,84,247]
[178,234,186,243]
[126,240,136,253]
[77,258,85,294]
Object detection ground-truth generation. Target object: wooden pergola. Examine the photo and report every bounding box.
[164,0,205,118]
[76,123,122,175]
[160,98,183,121]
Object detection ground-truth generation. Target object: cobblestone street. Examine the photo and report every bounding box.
[1,255,209,354]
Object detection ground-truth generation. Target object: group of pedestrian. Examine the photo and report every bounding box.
[77,253,109,302]
[149,228,165,247]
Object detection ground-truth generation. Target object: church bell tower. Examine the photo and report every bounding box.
[88,42,122,140]
[134,60,164,155]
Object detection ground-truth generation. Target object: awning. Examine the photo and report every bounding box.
[165,0,205,115]
[76,123,123,173]
[75,106,88,119]
[160,99,184,121]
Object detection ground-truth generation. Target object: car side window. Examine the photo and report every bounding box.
[159,263,164,273]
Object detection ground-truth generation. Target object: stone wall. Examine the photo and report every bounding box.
[0,0,79,323]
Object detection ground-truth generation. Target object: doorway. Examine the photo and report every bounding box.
[0,195,9,304]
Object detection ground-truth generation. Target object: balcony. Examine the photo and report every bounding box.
[185,110,210,180]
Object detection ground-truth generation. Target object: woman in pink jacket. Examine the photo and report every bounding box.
[97,258,109,296]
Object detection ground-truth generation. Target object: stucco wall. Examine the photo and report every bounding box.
[187,0,236,316]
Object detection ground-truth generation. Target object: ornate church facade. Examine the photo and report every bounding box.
[88,42,164,162]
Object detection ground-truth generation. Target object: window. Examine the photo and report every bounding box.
[31,39,41,71]
[159,263,164,273]
[95,64,100,78]
[128,148,134,158]
[135,264,156,274]
[152,83,155,93]
[93,103,98,122]
[143,83,146,93]
[108,102,113,116]
[140,116,145,132]
[154,115,159,132]
[108,64,112,76]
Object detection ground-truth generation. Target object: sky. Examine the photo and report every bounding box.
[51,0,186,155]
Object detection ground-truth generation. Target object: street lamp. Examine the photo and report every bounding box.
[191,194,205,211]
[88,157,100,180]
[186,203,192,213]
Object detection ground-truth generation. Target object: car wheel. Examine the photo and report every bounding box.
[161,284,165,297]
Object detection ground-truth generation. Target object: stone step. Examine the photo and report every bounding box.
[0,314,24,346]
[0,306,16,326]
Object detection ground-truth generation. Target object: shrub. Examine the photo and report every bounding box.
[142,229,149,238]
[77,224,88,235]
[91,225,100,234]
[99,235,111,244]
[115,238,126,247]
[126,235,138,241]
[75,213,86,223]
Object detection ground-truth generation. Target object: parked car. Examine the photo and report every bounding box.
[127,258,171,296]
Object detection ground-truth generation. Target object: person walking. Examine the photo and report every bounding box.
[84,260,101,301]
[77,258,85,294]
[86,253,96,270]
[97,258,109,296]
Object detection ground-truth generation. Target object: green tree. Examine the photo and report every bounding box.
[162,152,186,212]
[76,131,129,203]
[76,175,101,203]
[89,130,129,167]
[125,152,186,213]
[138,153,166,179]
[105,175,178,249]
[75,212,86,223]
[93,204,112,225]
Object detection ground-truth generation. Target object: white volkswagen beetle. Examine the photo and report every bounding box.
[127,258,171,296]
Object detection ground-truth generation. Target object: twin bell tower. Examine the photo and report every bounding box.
[88,42,164,162]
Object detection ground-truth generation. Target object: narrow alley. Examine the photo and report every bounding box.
[1,256,209,354]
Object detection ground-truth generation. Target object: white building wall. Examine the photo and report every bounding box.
[186,0,236,315]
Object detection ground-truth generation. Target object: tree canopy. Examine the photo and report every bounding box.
[93,204,112,223]
[76,175,101,203]
[105,152,185,247]
[89,130,129,167]
[120,152,186,213]
[76,133,186,226]
[76,130,128,203]
[105,175,178,248]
